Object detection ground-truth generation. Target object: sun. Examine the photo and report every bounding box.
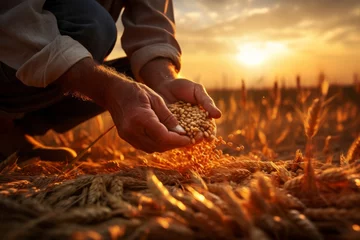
[236,42,287,67]
[236,44,267,66]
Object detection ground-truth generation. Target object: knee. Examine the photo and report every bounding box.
[49,0,118,62]
[80,11,117,62]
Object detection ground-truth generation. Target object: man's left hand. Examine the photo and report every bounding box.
[139,58,222,119]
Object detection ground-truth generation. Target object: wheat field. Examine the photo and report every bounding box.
[0,77,360,240]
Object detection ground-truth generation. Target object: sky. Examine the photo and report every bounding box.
[108,0,360,88]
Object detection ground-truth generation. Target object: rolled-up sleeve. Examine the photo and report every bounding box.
[0,0,92,88]
[121,0,181,80]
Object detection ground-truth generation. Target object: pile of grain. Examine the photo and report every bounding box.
[168,101,216,143]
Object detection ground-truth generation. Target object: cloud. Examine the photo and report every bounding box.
[173,0,360,53]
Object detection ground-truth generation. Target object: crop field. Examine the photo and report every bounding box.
[1,78,360,240]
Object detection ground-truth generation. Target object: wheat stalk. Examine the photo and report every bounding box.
[347,136,360,164]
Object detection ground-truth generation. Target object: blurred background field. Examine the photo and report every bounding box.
[1,78,360,239]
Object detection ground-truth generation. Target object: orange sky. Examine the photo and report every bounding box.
[108,0,360,89]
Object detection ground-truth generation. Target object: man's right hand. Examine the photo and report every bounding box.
[57,58,190,153]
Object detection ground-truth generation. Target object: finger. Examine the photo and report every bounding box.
[144,114,191,147]
[144,135,190,153]
[151,96,186,135]
[194,131,204,143]
[194,84,222,118]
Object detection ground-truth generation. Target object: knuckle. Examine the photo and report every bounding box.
[153,94,165,106]
[137,89,150,104]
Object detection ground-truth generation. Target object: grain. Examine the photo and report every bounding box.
[168,101,216,140]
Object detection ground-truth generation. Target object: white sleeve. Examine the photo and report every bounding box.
[0,0,92,88]
[121,0,181,81]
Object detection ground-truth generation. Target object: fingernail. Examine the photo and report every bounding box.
[171,125,186,134]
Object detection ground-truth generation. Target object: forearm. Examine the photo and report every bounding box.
[56,58,119,108]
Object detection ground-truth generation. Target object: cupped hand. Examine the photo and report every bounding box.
[104,77,191,153]
[153,78,221,143]
[153,78,222,119]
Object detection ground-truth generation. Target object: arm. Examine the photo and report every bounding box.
[0,0,91,87]
[56,58,190,153]
[121,0,221,120]
[121,0,181,82]
[0,0,189,152]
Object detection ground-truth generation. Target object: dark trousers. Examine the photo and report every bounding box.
[0,0,130,135]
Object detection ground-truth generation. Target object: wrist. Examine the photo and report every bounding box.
[139,58,178,89]
[56,58,119,108]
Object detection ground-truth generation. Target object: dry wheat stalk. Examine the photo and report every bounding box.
[246,188,270,215]
[305,98,322,140]
[54,206,112,223]
[207,168,251,183]
[147,171,194,219]
[17,197,52,214]
[303,98,321,196]
[288,209,323,240]
[193,212,233,240]
[302,157,318,197]
[0,196,41,218]
[87,176,105,205]
[334,194,360,208]
[224,160,276,173]
[241,79,247,109]
[54,195,79,209]
[249,227,271,240]
[291,149,303,171]
[255,174,272,200]
[317,167,348,183]
[274,190,306,210]
[189,170,208,190]
[347,136,360,164]
[105,192,137,216]
[46,184,79,205]
[0,152,18,174]
[284,175,303,193]
[305,208,360,222]
[186,186,225,224]
[217,186,250,232]
[109,176,124,198]
[79,186,89,206]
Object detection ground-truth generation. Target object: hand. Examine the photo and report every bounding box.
[139,58,221,119]
[153,78,222,119]
[104,77,191,153]
[139,58,221,143]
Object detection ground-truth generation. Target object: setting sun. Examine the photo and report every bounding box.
[236,44,267,66]
[236,42,287,67]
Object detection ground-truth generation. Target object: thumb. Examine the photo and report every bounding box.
[194,84,222,118]
[151,96,186,135]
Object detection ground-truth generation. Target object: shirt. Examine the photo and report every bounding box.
[0,0,181,88]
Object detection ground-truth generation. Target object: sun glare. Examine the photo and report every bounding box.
[236,42,287,67]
